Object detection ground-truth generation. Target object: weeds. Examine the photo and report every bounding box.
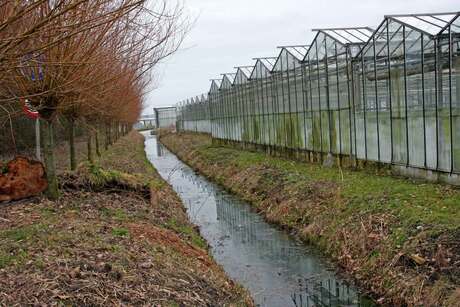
[112,227,129,237]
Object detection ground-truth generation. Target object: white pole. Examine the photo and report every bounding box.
[35,118,41,161]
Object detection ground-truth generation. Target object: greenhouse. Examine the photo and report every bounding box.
[177,95,211,133]
[304,27,373,157]
[174,11,460,176]
[354,13,460,173]
[154,106,177,129]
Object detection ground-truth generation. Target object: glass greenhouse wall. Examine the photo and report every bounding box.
[177,95,211,133]
[175,12,460,176]
[154,107,177,129]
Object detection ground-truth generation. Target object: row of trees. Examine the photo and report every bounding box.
[0,1,188,198]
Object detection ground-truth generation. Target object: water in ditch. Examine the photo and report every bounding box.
[143,132,375,307]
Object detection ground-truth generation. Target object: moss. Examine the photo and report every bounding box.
[252,117,260,143]
[285,113,303,148]
[311,112,321,151]
[275,114,286,146]
[88,163,123,186]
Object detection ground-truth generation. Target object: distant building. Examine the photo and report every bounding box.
[154,107,177,129]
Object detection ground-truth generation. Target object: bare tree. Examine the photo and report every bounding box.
[0,0,190,199]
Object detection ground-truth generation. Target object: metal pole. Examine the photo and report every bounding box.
[315,40,324,156]
[334,42,342,156]
[373,36,381,162]
[448,26,454,173]
[386,19,394,164]
[301,62,308,156]
[421,34,427,168]
[324,37,332,154]
[403,25,410,167]
[307,55,316,154]
[361,47,368,161]
[35,118,41,161]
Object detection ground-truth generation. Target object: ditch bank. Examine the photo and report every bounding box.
[0,131,252,306]
[160,132,460,306]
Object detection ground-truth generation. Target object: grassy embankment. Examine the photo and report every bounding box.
[161,132,460,306]
[0,131,252,306]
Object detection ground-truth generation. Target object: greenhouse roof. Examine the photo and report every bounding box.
[273,46,309,72]
[234,66,254,84]
[280,45,310,61]
[259,58,276,71]
[386,12,460,36]
[238,66,253,78]
[220,73,235,89]
[312,27,374,45]
[249,57,276,79]
[209,79,221,93]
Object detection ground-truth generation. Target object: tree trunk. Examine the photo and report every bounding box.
[42,119,59,200]
[104,123,109,150]
[95,129,101,157]
[68,119,76,171]
[87,131,93,163]
[108,122,113,145]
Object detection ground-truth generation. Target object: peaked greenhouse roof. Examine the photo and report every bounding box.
[220,73,235,90]
[209,79,221,93]
[250,57,276,79]
[386,12,460,37]
[311,27,374,45]
[234,66,253,84]
[273,45,309,72]
[259,58,276,71]
[284,46,310,60]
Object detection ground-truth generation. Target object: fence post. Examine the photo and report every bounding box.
[35,118,41,161]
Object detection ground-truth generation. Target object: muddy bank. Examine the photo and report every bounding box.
[161,132,460,306]
[0,131,252,306]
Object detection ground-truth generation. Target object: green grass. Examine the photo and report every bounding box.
[1,223,49,242]
[112,227,129,237]
[166,218,207,249]
[100,207,129,221]
[197,145,460,239]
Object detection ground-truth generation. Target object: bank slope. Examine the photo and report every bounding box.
[161,132,460,306]
[0,131,252,306]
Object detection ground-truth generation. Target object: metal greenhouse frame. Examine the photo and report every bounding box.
[154,106,177,129]
[174,11,460,183]
[354,12,460,173]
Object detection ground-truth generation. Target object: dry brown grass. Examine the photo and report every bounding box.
[0,131,252,306]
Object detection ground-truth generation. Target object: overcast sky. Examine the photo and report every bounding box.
[142,0,459,115]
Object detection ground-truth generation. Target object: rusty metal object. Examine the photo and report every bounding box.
[0,157,48,202]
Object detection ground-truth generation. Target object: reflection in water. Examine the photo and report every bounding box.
[156,140,164,157]
[144,132,374,307]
